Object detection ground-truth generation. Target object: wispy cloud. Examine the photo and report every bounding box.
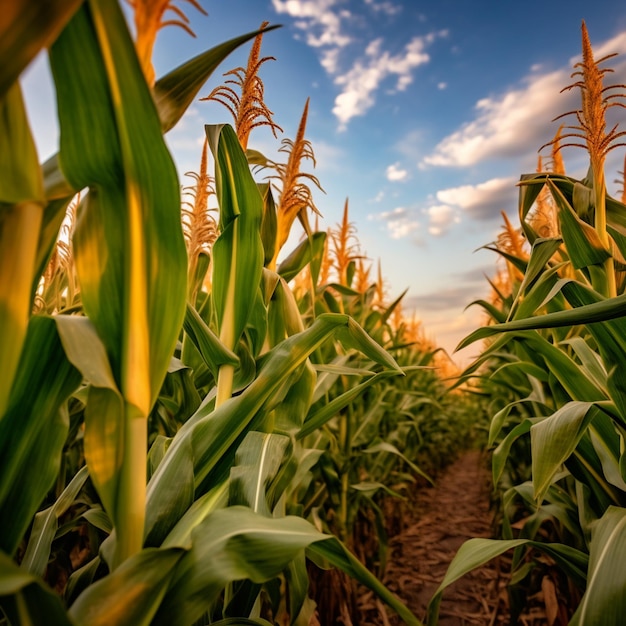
[421,31,626,168]
[271,0,352,48]
[436,177,517,221]
[386,162,408,181]
[364,0,402,16]
[272,0,445,129]
[425,204,459,236]
[333,32,446,128]
[370,206,419,239]
[422,70,568,167]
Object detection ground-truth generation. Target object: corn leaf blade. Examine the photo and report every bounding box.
[570,506,626,626]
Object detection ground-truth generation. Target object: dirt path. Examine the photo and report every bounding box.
[360,449,511,626]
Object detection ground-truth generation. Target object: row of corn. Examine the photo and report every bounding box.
[0,3,478,625]
[429,22,626,626]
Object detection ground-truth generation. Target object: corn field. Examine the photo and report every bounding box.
[2,3,626,626]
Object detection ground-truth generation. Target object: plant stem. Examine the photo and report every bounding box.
[593,160,616,298]
[216,363,235,407]
[113,409,147,569]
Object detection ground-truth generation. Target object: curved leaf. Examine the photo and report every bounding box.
[570,506,626,626]
[531,402,598,502]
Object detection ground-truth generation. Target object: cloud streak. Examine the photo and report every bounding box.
[271,0,446,128]
[426,204,459,236]
[436,177,517,221]
[370,206,419,239]
[333,32,446,127]
[271,0,351,48]
[422,31,626,168]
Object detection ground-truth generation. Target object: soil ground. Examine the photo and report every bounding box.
[357,450,548,626]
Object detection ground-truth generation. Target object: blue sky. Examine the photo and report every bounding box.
[21,1,626,364]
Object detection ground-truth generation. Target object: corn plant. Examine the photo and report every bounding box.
[0,4,442,625]
[429,22,626,626]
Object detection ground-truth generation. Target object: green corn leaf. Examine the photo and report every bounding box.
[559,282,626,423]
[0,81,45,418]
[36,25,279,201]
[351,394,389,447]
[229,431,291,516]
[378,288,408,328]
[49,0,187,565]
[560,336,608,392]
[589,415,626,492]
[207,123,264,351]
[531,402,598,502]
[207,123,264,405]
[51,0,187,406]
[145,314,400,544]
[21,465,90,577]
[299,371,399,440]
[54,315,125,527]
[492,419,534,486]
[161,483,230,550]
[267,274,306,347]
[570,506,626,626]
[183,303,239,379]
[284,552,312,626]
[0,316,81,556]
[0,0,83,98]
[510,333,604,403]
[548,179,611,269]
[153,509,345,625]
[259,182,277,266]
[0,83,42,204]
[510,264,565,322]
[481,244,529,276]
[0,552,72,626]
[68,548,186,626]
[507,237,562,318]
[364,441,431,484]
[336,317,403,373]
[427,538,588,626]
[488,399,544,447]
[277,231,327,283]
[457,291,626,349]
[273,361,316,435]
[518,174,548,243]
[465,298,508,324]
[309,537,422,626]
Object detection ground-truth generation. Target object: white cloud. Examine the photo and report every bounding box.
[271,0,352,48]
[320,47,341,73]
[585,31,626,63]
[422,70,569,167]
[422,31,626,168]
[333,31,447,128]
[425,204,459,236]
[386,162,408,181]
[370,206,419,239]
[272,0,447,130]
[436,177,516,221]
[364,0,402,16]
[437,81,447,90]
